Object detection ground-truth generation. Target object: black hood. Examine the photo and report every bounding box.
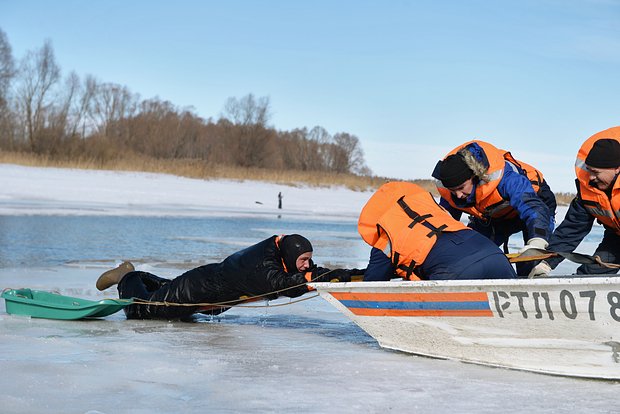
[280,234,313,272]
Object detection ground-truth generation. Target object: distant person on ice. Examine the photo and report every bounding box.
[530,127,620,277]
[96,235,357,320]
[278,191,283,209]
[432,139,556,276]
[358,182,517,281]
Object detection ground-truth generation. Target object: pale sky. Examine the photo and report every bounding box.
[1,0,619,192]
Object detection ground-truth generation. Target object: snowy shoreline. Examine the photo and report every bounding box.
[0,163,373,220]
[1,163,573,220]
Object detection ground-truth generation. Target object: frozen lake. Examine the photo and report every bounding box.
[0,214,618,414]
[0,165,617,413]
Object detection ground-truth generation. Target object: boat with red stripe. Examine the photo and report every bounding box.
[311,277,620,380]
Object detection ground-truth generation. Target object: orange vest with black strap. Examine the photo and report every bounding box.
[437,140,545,221]
[358,182,468,280]
[574,127,620,235]
[503,151,545,192]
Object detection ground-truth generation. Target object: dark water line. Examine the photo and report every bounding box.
[0,215,369,269]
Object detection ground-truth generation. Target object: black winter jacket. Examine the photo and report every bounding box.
[217,235,321,300]
[119,235,334,319]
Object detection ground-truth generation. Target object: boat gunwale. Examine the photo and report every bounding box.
[310,275,619,290]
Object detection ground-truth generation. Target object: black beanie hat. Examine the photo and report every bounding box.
[585,139,620,169]
[438,153,474,188]
[280,234,313,272]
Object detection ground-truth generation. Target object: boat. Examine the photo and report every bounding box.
[311,276,620,380]
[1,288,132,320]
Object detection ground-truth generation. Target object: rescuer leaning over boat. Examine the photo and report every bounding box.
[530,127,620,277]
[358,182,517,281]
[431,140,556,277]
[95,234,356,320]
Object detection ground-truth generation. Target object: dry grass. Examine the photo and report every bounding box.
[0,151,391,191]
[0,151,575,204]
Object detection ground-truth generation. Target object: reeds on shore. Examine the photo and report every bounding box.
[0,151,574,204]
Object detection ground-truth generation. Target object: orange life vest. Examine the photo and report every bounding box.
[358,182,468,280]
[574,127,620,235]
[437,140,545,221]
[503,151,545,191]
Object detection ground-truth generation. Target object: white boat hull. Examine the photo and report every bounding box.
[311,277,620,379]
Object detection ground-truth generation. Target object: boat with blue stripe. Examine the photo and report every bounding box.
[311,277,620,380]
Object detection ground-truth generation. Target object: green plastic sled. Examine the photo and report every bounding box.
[1,288,133,320]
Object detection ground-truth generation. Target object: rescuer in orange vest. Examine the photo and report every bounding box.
[530,127,620,277]
[358,182,516,281]
[431,140,556,276]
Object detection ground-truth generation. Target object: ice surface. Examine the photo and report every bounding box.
[2,267,619,414]
[1,164,617,414]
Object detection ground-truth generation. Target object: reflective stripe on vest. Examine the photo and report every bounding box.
[503,151,545,192]
[574,127,620,234]
[437,140,545,221]
[437,140,510,220]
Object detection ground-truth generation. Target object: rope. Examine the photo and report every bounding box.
[233,294,320,308]
[507,249,620,268]
[595,256,620,269]
[126,269,336,309]
[131,293,321,309]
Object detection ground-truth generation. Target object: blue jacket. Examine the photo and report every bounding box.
[364,230,516,281]
[439,158,554,243]
[545,196,594,269]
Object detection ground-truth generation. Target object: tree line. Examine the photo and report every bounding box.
[0,29,371,176]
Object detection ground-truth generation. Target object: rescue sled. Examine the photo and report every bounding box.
[1,288,132,320]
[310,276,620,380]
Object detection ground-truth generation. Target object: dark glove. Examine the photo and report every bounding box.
[322,269,351,283]
[347,268,366,282]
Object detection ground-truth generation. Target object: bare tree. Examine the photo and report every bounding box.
[220,94,276,168]
[63,72,98,139]
[47,71,80,143]
[130,98,181,157]
[15,40,61,151]
[0,29,16,148]
[222,93,270,126]
[0,29,15,105]
[0,31,373,175]
[279,128,307,169]
[332,132,369,174]
[89,81,137,142]
[308,126,334,171]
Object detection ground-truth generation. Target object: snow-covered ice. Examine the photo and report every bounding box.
[0,164,617,414]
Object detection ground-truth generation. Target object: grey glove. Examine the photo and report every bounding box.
[528,261,551,279]
[519,237,549,254]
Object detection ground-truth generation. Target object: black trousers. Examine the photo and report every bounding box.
[117,266,230,320]
[470,180,557,277]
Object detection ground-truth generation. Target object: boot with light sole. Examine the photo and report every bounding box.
[96,261,135,291]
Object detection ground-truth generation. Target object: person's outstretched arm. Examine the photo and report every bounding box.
[363,247,395,281]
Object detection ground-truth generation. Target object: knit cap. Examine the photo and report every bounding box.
[437,153,474,188]
[585,139,620,169]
